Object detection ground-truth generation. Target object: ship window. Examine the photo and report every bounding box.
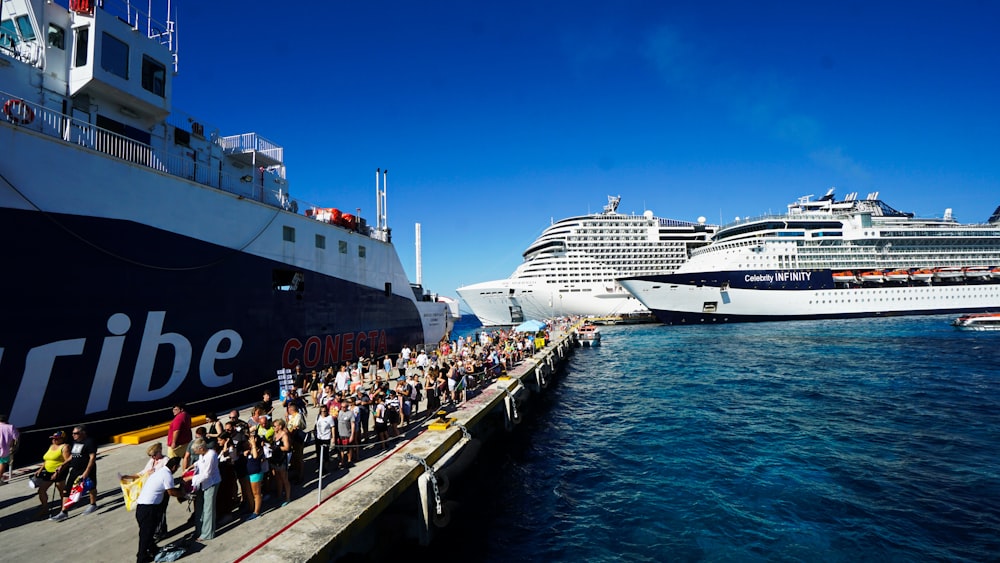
[385,282,392,297]
[16,15,34,40]
[339,240,348,254]
[101,32,129,79]
[48,24,65,49]
[315,234,326,249]
[74,27,89,67]
[141,55,166,97]
[282,226,295,242]
[358,245,366,258]
[273,269,304,292]
[0,20,14,49]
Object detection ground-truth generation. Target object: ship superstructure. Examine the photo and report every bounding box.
[457,196,714,325]
[620,189,1000,323]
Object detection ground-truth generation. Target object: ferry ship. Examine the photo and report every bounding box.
[0,0,452,443]
[456,196,715,326]
[619,189,1000,323]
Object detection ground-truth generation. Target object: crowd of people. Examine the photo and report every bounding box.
[9,325,554,563]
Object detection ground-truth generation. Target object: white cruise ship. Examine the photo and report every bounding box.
[457,196,715,325]
[619,189,1000,324]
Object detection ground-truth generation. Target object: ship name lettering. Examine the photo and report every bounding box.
[7,311,242,427]
[283,330,389,369]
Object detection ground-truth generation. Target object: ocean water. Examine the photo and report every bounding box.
[441,315,1000,562]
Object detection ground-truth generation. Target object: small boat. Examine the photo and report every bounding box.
[832,271,857,283]
[963,266,992,279]
[860,270,885,283]
[884,269,911,282]
[911,268,935,282]
[992,267,1000,279]
[577,324,601,346]
[933,266,965,280]
[952,313,1000,331]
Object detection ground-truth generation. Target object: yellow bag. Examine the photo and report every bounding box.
[120,473,146,512]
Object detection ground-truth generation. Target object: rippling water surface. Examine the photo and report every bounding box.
[441,316,1000,562]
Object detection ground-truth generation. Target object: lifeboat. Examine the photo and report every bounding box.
[963,266,991,279]
[832,271,857,283]
[860,270,885,283]
[992,267,1000,279]
[933,266,965,280]
[884,269,911,282]
[910,268,935,282]
[952,312,1000,331]
[341,213,357,230]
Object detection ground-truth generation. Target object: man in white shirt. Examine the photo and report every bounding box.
[135,456,184,563]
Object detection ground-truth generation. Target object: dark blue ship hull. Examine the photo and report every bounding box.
[0,208,426,445]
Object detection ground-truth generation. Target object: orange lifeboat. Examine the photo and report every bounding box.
[341,213,357,230]
[860,270,885,282]
[832,271,856,283]
[884,269,911,282]
[329,208,343,225]
[911,268,935,282]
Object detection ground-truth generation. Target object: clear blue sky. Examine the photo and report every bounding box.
[170,1,1000,305]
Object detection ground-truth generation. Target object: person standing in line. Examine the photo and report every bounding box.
[335,364,351,394]
[135,456,184,563]
[269,420,293,506]
[0,413,19,484]
[184,438,221,541]
[167,404,192,459]
[244,433,266,520]
[382,355,393,381]
[33,430,70,518]
[336,398,357,467]
[285,403,306,484]
[313,406,334,474]
[120,442,170,539]
[50,425,98,520]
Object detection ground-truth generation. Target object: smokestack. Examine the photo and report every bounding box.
[415,222,422,286]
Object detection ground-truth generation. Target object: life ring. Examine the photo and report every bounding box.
[3,99,34,125]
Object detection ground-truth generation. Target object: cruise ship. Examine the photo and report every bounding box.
[620,189,1000,323]
[0,0,452,445]
[457,196,715,325]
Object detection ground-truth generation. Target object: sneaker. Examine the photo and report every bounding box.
[50,512,68,522]
[82,504,98,515]
[246,513,260,521]
[280,501,289,507]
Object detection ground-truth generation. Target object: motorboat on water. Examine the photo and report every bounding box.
[576,324,601,346]
[952,313,1000,331]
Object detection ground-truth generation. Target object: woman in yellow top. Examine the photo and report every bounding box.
[34,430,71,518]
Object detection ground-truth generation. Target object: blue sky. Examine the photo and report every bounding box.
[170,1,1000,305]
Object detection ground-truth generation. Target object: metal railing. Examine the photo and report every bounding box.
[1,90,388,242]
[0,90,271,201]
[219,132,284,171]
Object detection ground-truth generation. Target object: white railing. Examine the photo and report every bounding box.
[219,132,285,169]
[0,90,271,199]
[1,90,386,242]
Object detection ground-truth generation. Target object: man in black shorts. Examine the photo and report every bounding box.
[50,424,98,521]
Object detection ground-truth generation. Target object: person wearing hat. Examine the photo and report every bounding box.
[50,424,98,521]
[33,430,71,518]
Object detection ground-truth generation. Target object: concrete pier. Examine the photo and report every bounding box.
[0,328,579,562]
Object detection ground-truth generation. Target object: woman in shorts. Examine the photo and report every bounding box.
[33,430,70,518]
[244,434,266,520]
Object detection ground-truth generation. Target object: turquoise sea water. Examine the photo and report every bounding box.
[442,315,1000,562]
